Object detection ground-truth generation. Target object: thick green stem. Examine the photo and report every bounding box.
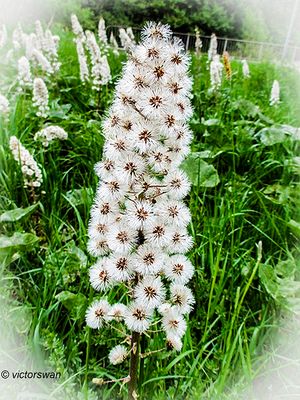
[128,331,140,400]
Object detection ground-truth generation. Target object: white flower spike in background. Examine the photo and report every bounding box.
[32,77,49,117]
[242,59,250,78]
[270,79,280,106]
[9,136,42,189]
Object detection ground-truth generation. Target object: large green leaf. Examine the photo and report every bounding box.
[0,232,39,249]
[181,153,220,188]
[0,204,38,223]
[258,124,299,146]
[258,127,287,145]
[0,232,39,267]
[55,291,88,320]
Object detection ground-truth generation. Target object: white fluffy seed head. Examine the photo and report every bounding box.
[86,299,110,329]
[133,276,166,310]
[124,302,152,333]
[86,22,195,351]
[89,258,113,292]
[164,254,194,284]
[108,345,128,365]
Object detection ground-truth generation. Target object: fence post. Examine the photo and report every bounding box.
[223,39,228,52]
[185,34,190,51]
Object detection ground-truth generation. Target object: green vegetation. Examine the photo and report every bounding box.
[0,23,300,400]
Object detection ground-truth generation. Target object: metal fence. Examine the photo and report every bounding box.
[107,26,300,65]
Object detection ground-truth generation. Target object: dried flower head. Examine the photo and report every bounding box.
[86,23,195,373]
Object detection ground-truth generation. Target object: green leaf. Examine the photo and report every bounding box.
[202,118,220,126]
[258,263,282,301]
[55,291,88,320]
[0,204,38,223]
[0,232,39,266]
[181,154,220,188]
[287,219,300,238]
[258,127,287,145]
[67,242,87,268]
[65,187,93,206]
[0,232,39,249]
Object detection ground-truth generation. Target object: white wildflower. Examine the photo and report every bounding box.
[170,283,195,314]
[34,126,68,147]
[75,38,89,82]
[35,20,44,50]
[106,254,134,282]
[98,17,108,44]
[166,332,183,351]
[108,303,128,321]
[71,14,85,40]
[17,57,32,89]
[242,59,250,78]
[32,78,49,118]
[270,80,280,106]
[9,136,43,188]
[106,222,137,254]
[124,200,155,230]
[86,30,111,89]
[126,27,136,43]
[43,29,61,72]
[109,32,119,55]
[25,34,37,60]
[209,54,223,91]
[32,49,54,74]
[132,244,164,275]
[0,94,9,115]
[119,28,135,51]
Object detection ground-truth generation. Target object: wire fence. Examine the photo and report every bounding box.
[107,26,300,65]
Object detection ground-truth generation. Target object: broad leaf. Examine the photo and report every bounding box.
[181,153,220,188]
[258,127,286,145]
[65,187,93,206]
[0,232,39,266]
[0,204,38,223]
[0,232,39,249]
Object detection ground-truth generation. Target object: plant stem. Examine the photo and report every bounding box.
[139,334,146,389]
[128,331,140,400]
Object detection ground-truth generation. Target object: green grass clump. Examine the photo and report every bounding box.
[0,24,299,400]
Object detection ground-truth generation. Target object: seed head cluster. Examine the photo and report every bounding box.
[86,22,195,362]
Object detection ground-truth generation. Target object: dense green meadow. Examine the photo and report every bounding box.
[0,22,300,400]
